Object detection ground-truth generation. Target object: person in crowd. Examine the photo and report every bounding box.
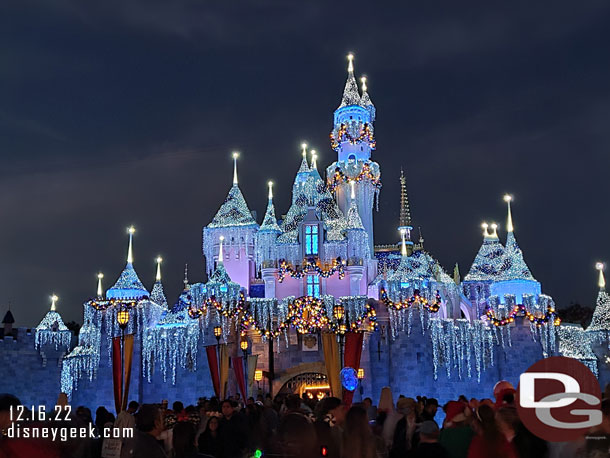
[127,401,140,415]
[583,397,610,457]
[218,399,248,458]
[378,386,401,451]
[314,397,346,458]
[362,397,377,422]
[274,412,318,458]
[496,406,547,458]
[410,421,450,458]
[419,398,438,423]
[173,421,206,458]
[342,405,377,458]
[198,415,223,457]
[439,400,474,458]
[134,404,167,458]
[467,404,516,458]
[390,397,417,458]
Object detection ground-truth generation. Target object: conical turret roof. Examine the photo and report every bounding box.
[498,231,535,281]
[106,262,149,299]
[464,225,505,282]
[338,55,361,108]
[208,184,258,228]
[359,76,376,120]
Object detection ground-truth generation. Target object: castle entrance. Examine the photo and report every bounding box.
[278,372,330,400]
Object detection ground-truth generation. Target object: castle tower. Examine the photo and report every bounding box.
[398,169,414,256]
[326,55,380,256]
[255,181,282,269]
[106,226,149,300]
[203,153,259,291]
[150,256,168,309]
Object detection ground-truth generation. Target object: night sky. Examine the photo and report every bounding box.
[2,1,610,326]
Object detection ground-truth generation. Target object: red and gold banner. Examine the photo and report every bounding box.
[232,356,247,401]
[343,332,364,407]
[112,337,122,414]
[121,334,134,411]
[322,333,341,397]
[206,346,221,397]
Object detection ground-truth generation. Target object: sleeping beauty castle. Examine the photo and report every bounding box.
[2,55,610,409]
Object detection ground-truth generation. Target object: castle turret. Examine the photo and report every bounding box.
[398,169,414,255]
[255,182,282,270]
[150,256,168,308]
[326,54,381,257]
[203,153,259,291]
[35,294,71,351]
[588,263,610,332]
[346,181,369,263]
[106,226,149,300]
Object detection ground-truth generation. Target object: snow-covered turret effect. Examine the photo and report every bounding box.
[150,257,168,309]
[106,227,149,300]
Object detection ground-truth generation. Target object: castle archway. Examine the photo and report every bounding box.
[272,361,327,395]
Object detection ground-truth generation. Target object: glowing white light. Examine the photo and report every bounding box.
[504,194,514,232]
[156,257,163,281]
[127,226,135,263]
[268,181,273,200]
[361,76,367,92]
[347,53,354,73]
[96,273,104,297]
[232,152,240,185]
[597,262,606,290]
[50,294,58,311]
[218,236,225,264]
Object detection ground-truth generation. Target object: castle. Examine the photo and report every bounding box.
[2,55,609,410]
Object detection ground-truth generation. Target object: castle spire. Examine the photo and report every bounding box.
[156,256,163,282]
[311,149,317,170]
[597,262,606,291]
[398,169,413,251]
[96,273,104,298]
[50,294,58,311]
[338,53,361,108]
[183,263,189,290]
[298,143,310,173]
[259,181,282,233]
[359,76,376,120]
[150,256,168,308]
[232,152,239,185]
[504,194,514,232]
[127,226,135,264]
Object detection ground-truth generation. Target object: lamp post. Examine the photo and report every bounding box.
[333,304,345,368]
[213,325,222,398]
[240,336,249,398]
[116,307,130,412]
[254,370,263,395]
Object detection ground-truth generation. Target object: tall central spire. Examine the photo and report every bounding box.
[597,262,606,291]
[97,273,104,298]
[338,53,361,108]
[156,257,163,282]
[232,152,239,185]
[399,169,412,228]
[50,294,58,312]
[127,226,135,264]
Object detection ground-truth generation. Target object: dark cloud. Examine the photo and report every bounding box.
[1,1,610,325]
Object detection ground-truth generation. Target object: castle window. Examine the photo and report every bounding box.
[307,275,320,297]
[305,225,319,256]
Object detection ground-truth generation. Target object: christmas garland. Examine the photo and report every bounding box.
[86,298,141,311]
[379,288,441,313]
[285,296,330,334]
[278,257,346,282]
[187,293,247,320]
[326,162,382,193]
[486,303,561,327]
[330,123,376,150]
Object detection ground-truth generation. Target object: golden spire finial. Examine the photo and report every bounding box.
[347,53,354,73]
[361,76,367,92]
[97,273,104,297]
[490,223,499,238]
[156,257,163,282]
[232,152,240,185]
[481,222,489,237]
[127,226,135,264]
[596,262,606,290]
[50,294,58,312]
[268,181,273,200]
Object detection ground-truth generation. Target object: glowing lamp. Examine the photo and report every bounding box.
[357,368,365,380]
[333,304,345,321]
[213,326,222,338]
[254,370,263,382]
[240,339,248,352]
[117,308,130,330]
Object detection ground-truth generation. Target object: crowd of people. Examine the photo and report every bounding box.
[1,380,610,458]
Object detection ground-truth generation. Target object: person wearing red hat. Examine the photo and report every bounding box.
[439,401,474,458]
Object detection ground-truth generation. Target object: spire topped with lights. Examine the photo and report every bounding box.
[150,256,168,308]
[232,152,239,185]
[464,222,506,282]
[359,76,376,120]
[397,169,414,253]
[35,293,70,351]
[338,53,361,108]
[588,262,610,332]
[260,181,281,233]
[347,181,365,231]
[97,273,104,298]
[298,143,310,173]
[106,226,149,300]
[50,294,58,312]
[498,194,535,281]
[597,262,606,291]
